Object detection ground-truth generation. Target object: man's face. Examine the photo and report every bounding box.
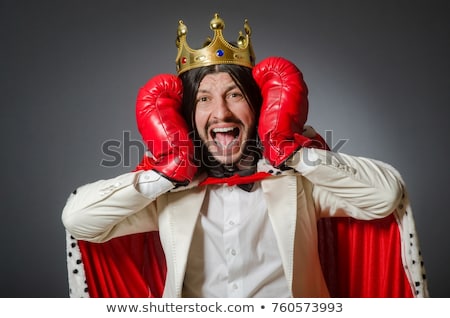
[194,72,256,165]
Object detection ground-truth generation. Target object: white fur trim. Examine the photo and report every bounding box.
[65,230,90,298]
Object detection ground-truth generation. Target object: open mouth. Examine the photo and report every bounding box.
[210,126,240,150]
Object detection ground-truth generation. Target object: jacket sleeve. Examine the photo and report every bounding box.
[61,170,174,243]
[286,148,403,219]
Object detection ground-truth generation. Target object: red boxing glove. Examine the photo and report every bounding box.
[253,56,313,168]
[135,74,197,185]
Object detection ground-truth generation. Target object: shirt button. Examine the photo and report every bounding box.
[232,283,238,290]
[230,249,237,256]
[229,220,235,226]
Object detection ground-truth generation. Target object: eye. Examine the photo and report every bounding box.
[196,95,209,104]
[227,91,244,100]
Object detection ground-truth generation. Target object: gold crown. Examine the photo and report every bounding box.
[175,13,255,75]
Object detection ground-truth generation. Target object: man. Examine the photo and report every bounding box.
[62,14,428,298]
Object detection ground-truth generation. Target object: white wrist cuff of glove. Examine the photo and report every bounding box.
[136,170,175,200]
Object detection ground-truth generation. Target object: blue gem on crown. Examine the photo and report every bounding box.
[216,49,224,57]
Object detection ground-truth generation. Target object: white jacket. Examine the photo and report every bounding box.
[62,148,405,297]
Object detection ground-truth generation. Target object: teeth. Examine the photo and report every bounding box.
[212,127,235,133]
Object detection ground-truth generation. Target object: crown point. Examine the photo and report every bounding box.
[237,31,247,48]
[244,19,251,36]
[210,13,225,30]
[177,20,187,37]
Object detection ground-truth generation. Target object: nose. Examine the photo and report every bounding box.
[211,98,232,120]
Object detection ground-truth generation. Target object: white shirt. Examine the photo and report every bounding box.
[182,182,290,297]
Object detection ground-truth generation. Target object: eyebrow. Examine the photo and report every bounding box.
[197,83,239,95]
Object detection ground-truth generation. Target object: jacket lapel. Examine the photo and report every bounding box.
[160,186,206,297]
[261,175,298,293]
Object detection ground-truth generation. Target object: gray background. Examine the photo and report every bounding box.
[1,0,449,297]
